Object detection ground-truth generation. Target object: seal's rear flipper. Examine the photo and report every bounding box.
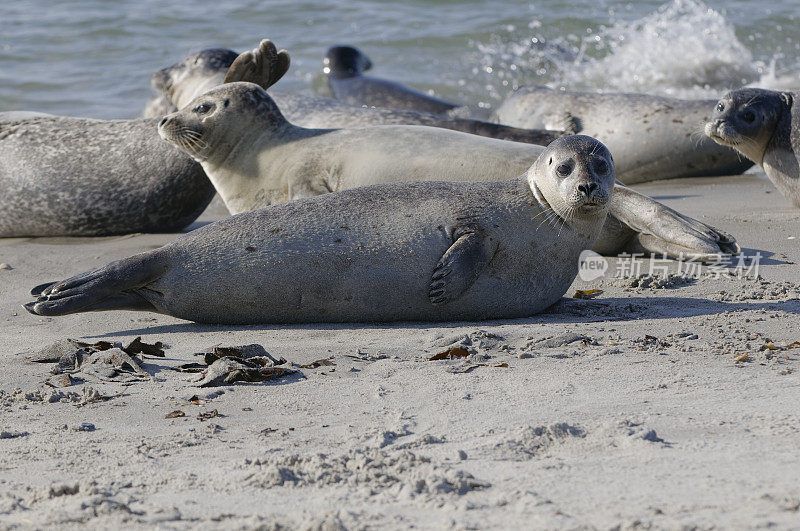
[609,184,740,263]
[444,118,565,146]
[224,39,290,90]
[24,251,166,317]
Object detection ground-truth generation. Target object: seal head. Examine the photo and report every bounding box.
[152,48,239,110]
[705,88,789,164]
[529,135,615,232]
[158,82,287,163]
[323,45,373,79]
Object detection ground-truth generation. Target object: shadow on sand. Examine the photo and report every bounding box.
[86,295,800,339]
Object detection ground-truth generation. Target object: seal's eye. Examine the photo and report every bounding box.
[741,110,756,123]
[193,103,212,114]
[716,102,725,113]
[556,163,572,177]
[594,159,609,175]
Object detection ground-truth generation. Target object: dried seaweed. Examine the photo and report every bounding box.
[429,347,470,361]
[300,358,335,368]
[123,337,165,357]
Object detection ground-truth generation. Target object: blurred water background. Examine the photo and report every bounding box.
[1,0,798,119]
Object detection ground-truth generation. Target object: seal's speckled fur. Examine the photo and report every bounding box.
[0,115,213,237]
[493,86,754,183]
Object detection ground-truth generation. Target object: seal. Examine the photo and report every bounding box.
[493,86,754,183]
[159,82,738,261]
[324,45,460,115]
[0,114,213,237]
[143,41,561,144]
[25,136,615,324]
[141,48,240,118]
[705,88,800,207]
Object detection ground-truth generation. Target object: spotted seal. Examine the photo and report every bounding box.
[493,86,754,183]
[25,136,615,323]
[705,87,799,207]
[0,114,213,237]
[323,45,461,115]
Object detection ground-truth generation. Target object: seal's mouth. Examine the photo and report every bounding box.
[158,116,208,161]
[575,197,609,211]
[704,120,740,147]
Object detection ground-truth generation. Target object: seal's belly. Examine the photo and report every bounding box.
[152,226,575,324]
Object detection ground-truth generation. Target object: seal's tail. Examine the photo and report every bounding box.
[24,251,165,317]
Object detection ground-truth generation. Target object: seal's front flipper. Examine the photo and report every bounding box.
[608,183,740,262]
[24,251,166,317]
[429,229,491,305]
[224,39,290,90]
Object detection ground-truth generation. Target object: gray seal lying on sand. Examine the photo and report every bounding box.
[25,136,615,324]
[323,45,461,115]
[159,82,738,261]
[142,41,561,145]
[0,114,213,237]
[705,87,799,207]
[493,86,754,183]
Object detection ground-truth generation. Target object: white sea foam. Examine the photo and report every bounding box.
[469,0,800,102]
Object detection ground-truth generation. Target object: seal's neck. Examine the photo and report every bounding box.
[200,120,326,215]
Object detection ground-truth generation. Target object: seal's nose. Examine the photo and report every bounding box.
[578,182,598,197]
[158,116,169,128]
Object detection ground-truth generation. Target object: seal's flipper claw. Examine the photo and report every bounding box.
[30,282,57,297]
[224,38,290,90]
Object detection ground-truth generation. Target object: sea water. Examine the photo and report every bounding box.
[0,0,798,119]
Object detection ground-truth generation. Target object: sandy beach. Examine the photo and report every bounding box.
[1,168,798,529]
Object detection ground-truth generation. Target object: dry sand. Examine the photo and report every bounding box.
[1,170,799,529]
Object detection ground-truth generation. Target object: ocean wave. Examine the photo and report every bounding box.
[468,0,800,102]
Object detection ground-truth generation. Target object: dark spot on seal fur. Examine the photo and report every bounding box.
[224,99,230,108]
[245,246,256,252]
